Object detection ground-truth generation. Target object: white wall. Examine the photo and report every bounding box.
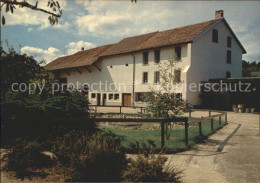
[187,20,243,105]
[56,20,244,106]
[58,45,191,106]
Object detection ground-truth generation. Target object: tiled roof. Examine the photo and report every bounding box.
[45,17,246,71]
[44,44,114,71]
[102,19,220,56]
[100,31,158,57]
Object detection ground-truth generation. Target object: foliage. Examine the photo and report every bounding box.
[1,91,95,146]
[1,0,62,25]
[144,57,188,118]
[3,139,55,180]
[122,141,181,182]
[1,47,95,146]
[0,46,43,99]
[53,131,127,182]
[242,60,260,77]
[145,91,187,118]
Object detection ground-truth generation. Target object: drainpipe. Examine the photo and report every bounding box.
[131,52,136,107]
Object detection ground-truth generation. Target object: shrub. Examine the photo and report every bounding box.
[123,141,181,182]
[1,91,96,146]
[3,139,55,180]
[54,131,127,182]
[122,153,181,182]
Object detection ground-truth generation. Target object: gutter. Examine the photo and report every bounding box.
[131,52,136,107]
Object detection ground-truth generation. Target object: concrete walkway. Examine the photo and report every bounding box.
[167,112,260,183]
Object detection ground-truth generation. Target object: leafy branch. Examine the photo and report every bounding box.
[1,0,62,25]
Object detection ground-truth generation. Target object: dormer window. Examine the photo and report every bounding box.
[212,29,218,43]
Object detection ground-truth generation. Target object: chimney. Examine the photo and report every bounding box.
[81,47,84,51]
[215,10,224,19]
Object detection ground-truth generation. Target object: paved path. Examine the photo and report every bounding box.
[167,112,260,183]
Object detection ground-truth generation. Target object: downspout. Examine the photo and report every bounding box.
[131,52,135,106]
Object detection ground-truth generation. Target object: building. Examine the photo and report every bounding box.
[45,10,246,107]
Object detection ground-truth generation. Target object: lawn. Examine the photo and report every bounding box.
[250,71,260,77]
[98,116,227,152]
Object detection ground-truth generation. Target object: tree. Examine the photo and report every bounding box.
[144,57,188,118]
[0,0,62,25]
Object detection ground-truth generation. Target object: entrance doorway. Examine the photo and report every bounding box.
[123,93,131,106]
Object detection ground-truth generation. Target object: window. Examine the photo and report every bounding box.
[59,78,67,84]
[143,72,148,84]
[154,49,160,63]
[227,36,232,48]
[114,94,119,100]
[212,29,218,43]
[135,92,146,102]
[226,50,231,64]
[175,46,181,61]
[143,51,149,65]
[174,70,181,83]
[109,94,113,100]
[82,84,89,93]
[176,93,182,99]
[91,93,96,98]
[154,71,160,84]
[125,63,128,66]
[226,71,231,78]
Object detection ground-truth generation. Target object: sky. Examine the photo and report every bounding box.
[1,0,260,64]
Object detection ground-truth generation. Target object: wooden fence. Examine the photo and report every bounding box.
[63,108,228,150]
[188,109,228,137]
[89,105,146,114]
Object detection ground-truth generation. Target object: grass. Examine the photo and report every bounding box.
[99,117,227,152]
[250,71,260,77]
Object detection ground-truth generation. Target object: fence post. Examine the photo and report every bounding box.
[211,118,214,131]
[225,112,227,123]
[184,118,188,146]
[209,109,211,116]
[219,116,221,126]
[189,109,191,118]
[161,121,165,149]
[199,117,203,137]
[95,106,97,113]
[120,106,122,114]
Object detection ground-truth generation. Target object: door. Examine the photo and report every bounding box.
[97,93,101,106]
[123,93,131,106]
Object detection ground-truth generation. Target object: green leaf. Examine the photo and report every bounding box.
[2,16,5,25]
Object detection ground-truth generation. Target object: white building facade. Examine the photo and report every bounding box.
[45,11,246,107]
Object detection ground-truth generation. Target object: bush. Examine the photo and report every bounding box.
[3,139,55,180]
[1,91,96,146]
[54,131,127,182]
[123,141,181,182]
[122,153,181,182]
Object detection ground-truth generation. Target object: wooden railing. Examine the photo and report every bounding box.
[188,109,228,137]
[89,105,146,114]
